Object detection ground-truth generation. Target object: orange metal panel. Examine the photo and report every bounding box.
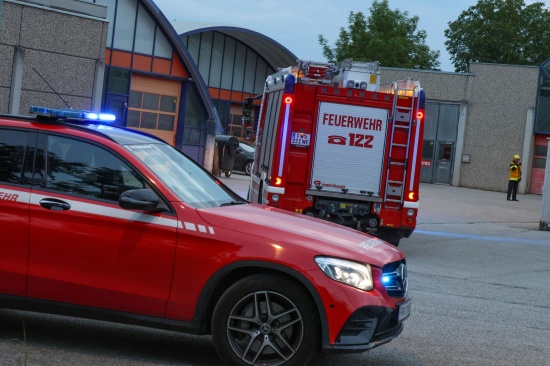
[231,91,243,103]
[152,58,172,75]
[171,54,188,78]
[219,89,231,101]
[132,54,153,72]
[131,74,181,96]
[209,88,220,99]
[111,50,132,68]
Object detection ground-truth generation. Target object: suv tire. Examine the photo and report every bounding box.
[212,274,319,366]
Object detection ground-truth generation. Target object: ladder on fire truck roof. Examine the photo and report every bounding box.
[383,79,420,207]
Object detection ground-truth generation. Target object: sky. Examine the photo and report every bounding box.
[154,0,544,73]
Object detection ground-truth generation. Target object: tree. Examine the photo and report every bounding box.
[318,0,440,70]
[445,0,550,73]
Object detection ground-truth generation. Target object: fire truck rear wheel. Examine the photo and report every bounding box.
[211,274,319,366]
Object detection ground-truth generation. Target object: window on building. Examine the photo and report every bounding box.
[112,0,136,51]
[254,58,268,95]
[221,38,236,90]
[108,68,130,95]
[184,86,207,145]
[154,28,172,59]
[134,4,155,55]
[243,49,257,93]
[232,43,246,91]
[209,32,225,89]
[216,100,231,132]
[533,144,548,169]
[198,32,213,83]
[423,140,435,159]
[128,91,177,132]
[535,61,550,134]
[186,34,200,61]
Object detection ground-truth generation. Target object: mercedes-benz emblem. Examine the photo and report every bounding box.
[399,264,408,293]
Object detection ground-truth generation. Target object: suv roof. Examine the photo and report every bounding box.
[0,107,164,145]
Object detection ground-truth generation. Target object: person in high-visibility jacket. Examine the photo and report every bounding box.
[507,154,522,201]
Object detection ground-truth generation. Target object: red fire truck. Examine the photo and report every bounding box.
[249,60,425,246]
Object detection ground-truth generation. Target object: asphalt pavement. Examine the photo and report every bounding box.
[0,173,547,366]
[219,173,550,366]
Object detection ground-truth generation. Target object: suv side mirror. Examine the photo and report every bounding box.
[119,189,159,211]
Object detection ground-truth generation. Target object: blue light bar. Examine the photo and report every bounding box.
[29,106,116,123]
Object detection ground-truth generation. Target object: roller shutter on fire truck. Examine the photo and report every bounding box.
[311,102,389,197]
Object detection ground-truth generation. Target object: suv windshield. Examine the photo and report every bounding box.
[125,143,244,208]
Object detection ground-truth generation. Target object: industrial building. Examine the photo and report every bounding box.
[0,0,547,194]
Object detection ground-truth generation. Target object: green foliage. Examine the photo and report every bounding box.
[318,0,440,70]
[445,0,550,72]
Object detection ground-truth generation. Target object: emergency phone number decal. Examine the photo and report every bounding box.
[291,132,310,147]
[327,133,374,148]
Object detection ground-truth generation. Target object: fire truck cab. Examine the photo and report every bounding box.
[249,60,426,246]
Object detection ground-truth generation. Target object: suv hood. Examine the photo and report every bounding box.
[197,203,404,267]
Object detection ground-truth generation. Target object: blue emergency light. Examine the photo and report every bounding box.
[29,106,116,123]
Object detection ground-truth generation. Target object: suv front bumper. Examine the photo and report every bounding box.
[323,305,405,353]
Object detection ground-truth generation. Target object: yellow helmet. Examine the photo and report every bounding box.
[513,154,520,159]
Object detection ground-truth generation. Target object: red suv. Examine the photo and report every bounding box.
[0,107,410,366]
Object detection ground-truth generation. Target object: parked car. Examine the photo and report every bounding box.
[234,141,254,175]
[0,106,410,366]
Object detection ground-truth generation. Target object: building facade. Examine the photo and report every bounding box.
[381,63,545,195]
[1,0,548,194]
[92,0,220,169]
[0,0,107,115]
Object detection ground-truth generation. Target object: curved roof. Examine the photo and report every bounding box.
[142,1,222,131]
[170,21,297,71]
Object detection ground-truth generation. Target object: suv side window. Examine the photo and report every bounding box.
[0,129,29,185]
[46,136,146,201]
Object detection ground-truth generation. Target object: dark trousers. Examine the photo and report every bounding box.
[507,180,519,200]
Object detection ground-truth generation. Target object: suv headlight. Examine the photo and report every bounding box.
[315,256,373,290]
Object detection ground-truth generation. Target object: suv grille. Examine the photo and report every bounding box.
[382,260,408,298]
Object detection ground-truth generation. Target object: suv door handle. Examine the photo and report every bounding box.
[39,198,71,211]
